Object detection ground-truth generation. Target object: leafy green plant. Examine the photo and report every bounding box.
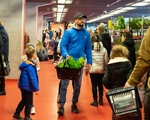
[129,18,142,35]
[112,16,125,30]
[143,18,150,29]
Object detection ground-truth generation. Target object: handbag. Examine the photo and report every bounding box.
[0,54,10,76]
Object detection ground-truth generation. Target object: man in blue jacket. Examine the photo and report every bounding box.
[57,13,92,116]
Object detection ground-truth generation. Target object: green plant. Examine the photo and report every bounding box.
[143,18,150,29]
[112,16,125,30]
[129,18,142,35]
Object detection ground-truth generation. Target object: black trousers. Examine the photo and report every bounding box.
[144,89,150,120]
[53,47,58,61]
[89,73,104,101]
[0,77,5,91]
[14,89,33,118]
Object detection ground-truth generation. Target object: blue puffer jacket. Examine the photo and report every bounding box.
[19,61,39,92]
[60,27,92,64]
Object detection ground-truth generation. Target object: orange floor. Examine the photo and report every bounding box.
[0,60,144,120]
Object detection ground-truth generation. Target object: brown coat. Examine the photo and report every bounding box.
[127,27,150,88]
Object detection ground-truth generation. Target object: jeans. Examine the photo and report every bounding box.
[14,89,33,118]
[144,89,150,120]
[59,68,83,107]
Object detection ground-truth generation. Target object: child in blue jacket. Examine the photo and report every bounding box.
[13,46,39,120]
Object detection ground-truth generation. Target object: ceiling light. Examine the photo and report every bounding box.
[58,0,73,4]
[57,8,64,12]
[57,5,65,8]
[131,2,150,6]
[107,0,121,7]
[122,7,136,10]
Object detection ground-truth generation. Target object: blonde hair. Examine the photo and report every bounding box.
[97,24,105,35]
[0,20,3,26]
[36,41,43,52]
[25,46,36,59]
[110,45,129,59]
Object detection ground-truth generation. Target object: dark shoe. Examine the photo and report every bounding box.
[90,101,98,107]
[99,98,103,105]
[71,104,79,113]
[57,107,64,116]
[0,90,6,95]
[24,117,32,120]
[13,114,24,120]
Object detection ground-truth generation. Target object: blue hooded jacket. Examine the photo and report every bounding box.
[19,61,39,92]
[60,27,92,64]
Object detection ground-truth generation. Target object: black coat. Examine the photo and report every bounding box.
[122,38,136,67]
[102,61,132,89]
[0,25,9,62]
[100,33,111,57]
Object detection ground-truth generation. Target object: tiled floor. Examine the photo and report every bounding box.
[0,60,144,120]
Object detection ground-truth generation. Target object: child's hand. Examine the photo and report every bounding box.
[35,91,39,95]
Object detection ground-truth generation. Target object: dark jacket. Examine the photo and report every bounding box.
[19,61,39,92]
[102,58,133,89]
[100,32,111,57]
[122,38,136,67]
[0,25,9,62]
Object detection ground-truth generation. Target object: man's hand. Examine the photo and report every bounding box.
[124,82,132,88]
[35,91,39,95]
[66,55,70,60]
[85,64,92,76]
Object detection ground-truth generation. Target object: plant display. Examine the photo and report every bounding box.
[112,16,125,30]
[143,18,150,29]
[57,57,85,69]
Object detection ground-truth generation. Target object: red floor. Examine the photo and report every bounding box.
[0,60,144,120]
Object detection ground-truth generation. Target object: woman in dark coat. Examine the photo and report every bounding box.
[121,32,136,67]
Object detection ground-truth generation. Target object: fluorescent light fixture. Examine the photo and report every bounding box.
[58,0,73,4]
[58,0,65,4]
[107,0,121,7]
[122,7,136,10]
[57,8,64,12]
[143,0,150,2]
[63,8,68,12]
[52,8,57,12]
[131,2,150,6]
[57,5,65,8]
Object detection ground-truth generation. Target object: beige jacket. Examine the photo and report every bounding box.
[127,27,150,88]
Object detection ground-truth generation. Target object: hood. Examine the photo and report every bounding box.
[93,41,104,51]
[19,61,32,70]
[101,32,111,39]
[122,38,135,47]
[108,57,129,64]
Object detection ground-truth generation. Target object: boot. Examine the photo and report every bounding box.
[99,96,103,105]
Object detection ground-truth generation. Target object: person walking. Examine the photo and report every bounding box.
[121,31,136,67]
[57,13,92,116]
[87,34,108,106]
[0,20,10,95]
[13,46,39,120]
[124,27,150,120]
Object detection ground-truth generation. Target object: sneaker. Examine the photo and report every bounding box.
[52,61,56,64]
[57,107,64,116]
[71,104,79,113]
[30,107,35,115]
[24,117,32,120]
[13,114,24,120]
[0,90,6,95]
[90,101,98,107]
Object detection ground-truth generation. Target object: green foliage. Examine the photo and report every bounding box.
[129,18,142,30]
[57,57,85,69]
[112,16,125,30]
[143,18,150,29]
